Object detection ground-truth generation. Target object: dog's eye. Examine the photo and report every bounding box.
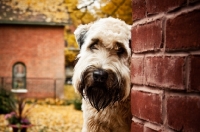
[90,39,99,51]
[90,44,98,50]
[117,47,125,55]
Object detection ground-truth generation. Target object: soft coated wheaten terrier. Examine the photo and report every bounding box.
[72,17,131,132]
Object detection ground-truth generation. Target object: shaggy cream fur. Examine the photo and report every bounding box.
[73,17,131,132]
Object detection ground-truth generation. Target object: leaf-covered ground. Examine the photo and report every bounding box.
[29,104,83,132]
[0,85,83,132]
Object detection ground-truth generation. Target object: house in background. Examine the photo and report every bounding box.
[0,1,68,98]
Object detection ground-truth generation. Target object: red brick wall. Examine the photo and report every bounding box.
[0,25,65,98]
[131,1,200,132]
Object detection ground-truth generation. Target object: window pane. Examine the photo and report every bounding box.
[13,63,26,89]
[14,63,25,77]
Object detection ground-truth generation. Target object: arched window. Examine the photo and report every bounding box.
[12,62,27,93]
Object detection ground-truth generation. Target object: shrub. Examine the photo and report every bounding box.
[73,96,82,111]
[0,85,16,114]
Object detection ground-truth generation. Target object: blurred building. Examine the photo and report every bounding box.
[0,1,69,98]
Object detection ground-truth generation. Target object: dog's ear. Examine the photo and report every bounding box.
[74,24,91,48]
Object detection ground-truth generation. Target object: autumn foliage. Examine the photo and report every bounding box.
[64,0,132,66]
[1,0,132,67]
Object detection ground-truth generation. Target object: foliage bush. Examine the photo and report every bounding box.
[64,84,82,110]
[74,98,82,111]
[0,86,16,114]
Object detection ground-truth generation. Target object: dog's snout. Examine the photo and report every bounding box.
[93,69,108,82]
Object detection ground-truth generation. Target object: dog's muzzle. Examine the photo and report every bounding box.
[78,67,124,111]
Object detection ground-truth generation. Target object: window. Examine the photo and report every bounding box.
[12,62,27,93]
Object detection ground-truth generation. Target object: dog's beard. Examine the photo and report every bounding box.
[78,67,124,111]
[85,81,121,111]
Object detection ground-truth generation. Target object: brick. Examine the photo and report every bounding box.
[131,121,143,132]
[131,56,144,85]
[144,127,161,132]
[146,0,186,14]
[131,20,162,53]
[166,10,200,51]
[0,25,64,78]
[132,0,146,21]
[0,25,65,98]
[189,0,200,3]
[131,89,162,124]
[189,55,200,92]
[167,96,200,131]
[144,56,185,90]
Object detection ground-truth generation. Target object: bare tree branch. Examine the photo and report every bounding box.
[78,0,96,10]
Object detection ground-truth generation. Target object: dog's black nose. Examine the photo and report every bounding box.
[93,69,108,83]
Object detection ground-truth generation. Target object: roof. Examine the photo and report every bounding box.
[0,0,70,26]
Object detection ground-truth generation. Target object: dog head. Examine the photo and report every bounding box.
[72,17,131,111]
